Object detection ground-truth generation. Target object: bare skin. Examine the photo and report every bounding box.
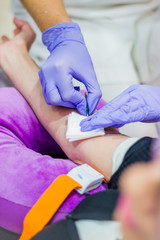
[20,0,71,32]
[0,18,128,181]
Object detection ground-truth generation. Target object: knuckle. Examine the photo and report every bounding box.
[40,62,50,74]
[62,92,72,102]
[45,89,60,105]
[52,59,66,72]
[94,90,102,100]
[42,59,66,75]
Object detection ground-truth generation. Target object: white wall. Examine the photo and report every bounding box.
[0,0,14,38]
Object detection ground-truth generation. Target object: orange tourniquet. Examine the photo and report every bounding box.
[19,175,82,240]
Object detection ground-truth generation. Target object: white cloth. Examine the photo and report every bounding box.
[76,220,123,240]
[112,137,140,174]
[66,112,105,142]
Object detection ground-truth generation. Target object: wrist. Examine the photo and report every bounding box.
[0,44,26,79]
[42,22,85,53]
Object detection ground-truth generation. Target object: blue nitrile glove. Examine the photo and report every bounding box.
[39,22,102,115]
[80,85,160,131]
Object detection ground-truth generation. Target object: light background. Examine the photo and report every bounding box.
[0,0,14,38]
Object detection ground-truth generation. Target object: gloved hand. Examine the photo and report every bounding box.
[80,85,160,131]
[39,22,102,115]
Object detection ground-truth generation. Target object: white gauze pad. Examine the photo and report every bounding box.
[66,112,105,142]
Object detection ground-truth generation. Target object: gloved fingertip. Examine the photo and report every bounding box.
[77,107,86,116]
[76,95,87,116]
[80,118,88,126]
[89,106,96,115]
[87,101,97,115]
[87,95,101,115]
[38,69,43,85]
[112,124,124,128]
[80,123,92,132]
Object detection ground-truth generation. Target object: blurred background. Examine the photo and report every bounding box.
[0,0,14,38]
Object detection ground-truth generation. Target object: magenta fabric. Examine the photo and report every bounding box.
[0,87,107,234]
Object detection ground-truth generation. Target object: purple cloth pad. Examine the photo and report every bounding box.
[0,88,107,233]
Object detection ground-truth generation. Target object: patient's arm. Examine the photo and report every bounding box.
[0,18,129,180]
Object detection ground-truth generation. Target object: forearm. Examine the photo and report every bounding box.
[1,44,128,180]
[20,0,71,32]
